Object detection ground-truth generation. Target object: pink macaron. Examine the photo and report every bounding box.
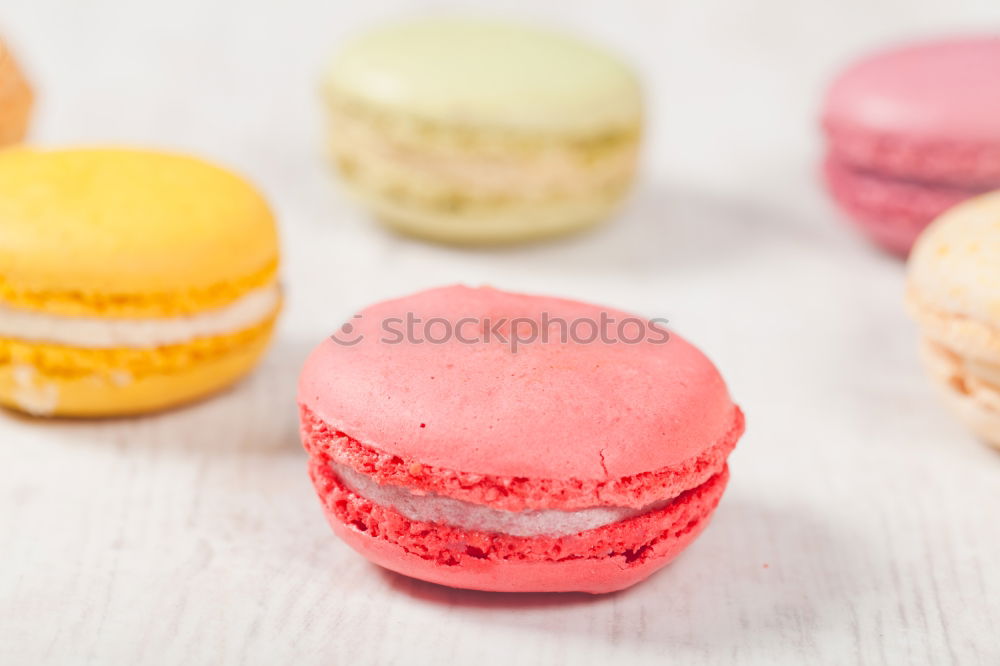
[821,35,1000,255]
[298,285,744,593]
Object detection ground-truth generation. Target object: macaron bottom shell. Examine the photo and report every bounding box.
[823,155,980,255]
[919,339,1000,450]
[0,92,31,145]
[309,455,727,594]
[0,318,276,417]
[935,384,1000,451]
[355,183,629,245]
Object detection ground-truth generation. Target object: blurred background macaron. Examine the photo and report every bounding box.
[907,191,1000,450]
[0,148,281,417]
[0,38,32,145]
[821,35,1000,256]
[321,17,643,245]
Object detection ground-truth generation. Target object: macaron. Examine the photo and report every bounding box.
[0,39,32,145]
[907,191,1000,450]
[821,36,1000,255]
[298,286,744,593]
[321,18,642,245]
[0,148,281,417]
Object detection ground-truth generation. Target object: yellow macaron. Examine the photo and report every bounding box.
[322,18,643,244]
[0,147,281,417]
[0,39,32,145]
[906,190,1000,449]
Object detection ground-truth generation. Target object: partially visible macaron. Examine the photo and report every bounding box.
[0,148,281,417]
[298,285,744,593]
[907,190,1000,449]
[321,18,642,245]
[0,39,32,145]
[821,36,1000,255]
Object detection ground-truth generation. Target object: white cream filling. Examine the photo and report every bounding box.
[334,463,669,537]
[328,114,638,194]
[0,284,280,348]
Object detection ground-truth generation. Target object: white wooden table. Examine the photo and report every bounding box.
[2,1,998,663]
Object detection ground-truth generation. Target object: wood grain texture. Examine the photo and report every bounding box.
[1,0,999,664]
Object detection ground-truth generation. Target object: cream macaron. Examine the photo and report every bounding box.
[322,18,643,244]
[907,191,1000,449]
[0,148,281,417]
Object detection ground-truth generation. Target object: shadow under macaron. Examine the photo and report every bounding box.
[362,494,872,658]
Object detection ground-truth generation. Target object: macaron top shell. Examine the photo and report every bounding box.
[323,18,642,135]
[909,190,1000,325]
[299,286,739,481]
[0,148,278,313]
[823,36,1000,143]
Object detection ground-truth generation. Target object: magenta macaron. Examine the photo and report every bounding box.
[298,285,744,593]
[821,35,1000,255]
